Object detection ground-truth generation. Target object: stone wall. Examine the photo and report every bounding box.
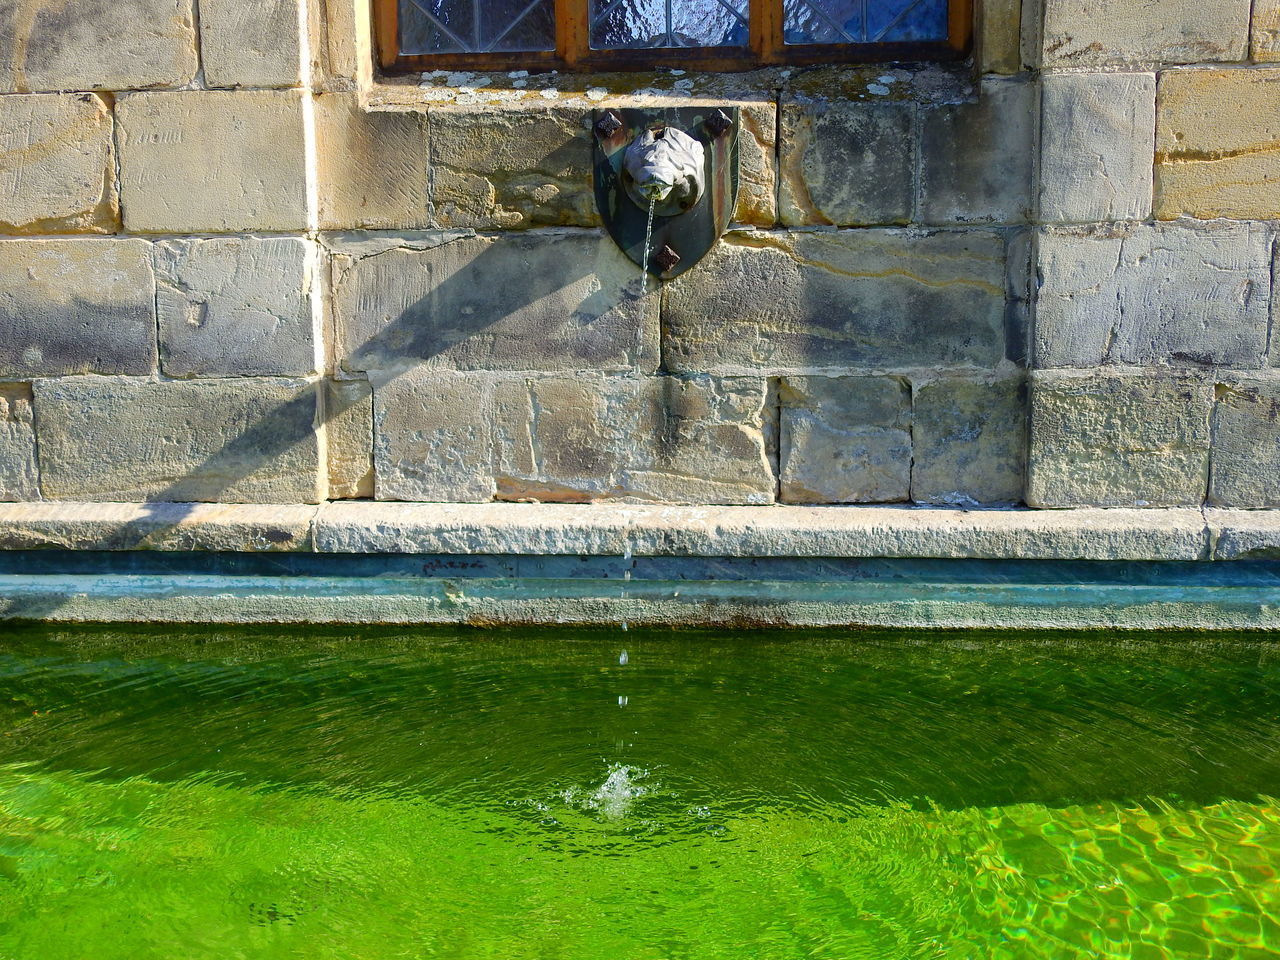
[0,0,1276,511]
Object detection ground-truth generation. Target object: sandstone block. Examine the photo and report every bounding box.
[0,384,37,502]
[1039,73,1155,223]
[0,94,117,234]
[199,0,302,88]
[1027,371,1212,507]
[429,107,596,230]
[116,91,307,232]
[373,371,496,502]
[911,376,1026,506]
[779,101,913,226]
[1155,69,1280,221]
[324,378,374,499]
[1040,0,1249,66]
[919,78,1034,224]
[155,237,317,378]
[663,228,1008,373]
[1257,2,1280,61]
[0,0,196,91]
[977,0,1023,74]
[1208,508,1280,560]
[331,231,657,374]
[315,93,431,230]
[778,377,910,504]
[0,238,155,376]
[1035,222,1271,368]
[34,377,324,503]
[1209,379,1280,507]
[734,102,778,227]
[494,374,774,505]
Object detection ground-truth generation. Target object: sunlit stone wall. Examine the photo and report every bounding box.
[0,0,1276,509]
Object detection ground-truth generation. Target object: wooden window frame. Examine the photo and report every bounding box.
[375,0,972,73]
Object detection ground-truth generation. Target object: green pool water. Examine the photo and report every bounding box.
[0,624,1278,959]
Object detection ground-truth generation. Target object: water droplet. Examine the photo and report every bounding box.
[619,650,629,665]
[618,695,628,707]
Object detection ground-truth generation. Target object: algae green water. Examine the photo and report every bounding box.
[0,624,1278,959]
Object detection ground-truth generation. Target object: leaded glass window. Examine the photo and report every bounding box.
[378,0,969,71]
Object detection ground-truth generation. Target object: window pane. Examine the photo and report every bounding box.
[590,0,749,50]
[399,0,555,55]
[784,0,948,44]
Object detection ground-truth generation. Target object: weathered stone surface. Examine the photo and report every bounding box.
[324,378,374,499]
[0,238,155,376]
[912,377,1026,506]
[116,91,307,232]
[778,377,910,504]
[331,231,657,374]
[1039,72,1155,223]
[373,371,495,502]
[315,93,431,230]
[1027,371,1212,508]
[1155,69,1280,221]
[313,501,1211,561]
[199,0,301,88]
[734,102,778,227]
[978,0,1023,74]
[34,377,324,503]
[779,101,914,226]
[663,229,1008,373]
[0,0,196,91]
[0,384,37,502]
[494,374,773,505]
[0,501,316,551]
[1035,223,1272,368]
[0,94,117,234]
[1040,0,1249,66]
[429,107,596,230]
[156,237,317,378]
[919,78,1034,224]
[1209,379,1280,507]
[1257,1,1280,61]
[1208,508,1280,559]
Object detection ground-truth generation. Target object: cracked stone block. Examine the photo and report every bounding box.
[156,237,317,378]
[1257,1,1280,61]
[0,384,38,502]
[734,102,778,227]
[919,77,1034,224]
[374,371,772,504]
[1040,0,1249,66]
[116,90,307,232]
[33,377,324,503]
[778,376,910,504]
[331,231,657,375]
[0,0,196,91]
[0,94,118,234]
[374,371,496,502]
[324,378,374,500]
[1155,68,1280,221]
[199,0,301,88]
[1027,371,1212,508]
[429,107,597,230]
[779,101,913,226]
[0,238,156,377]
[315,92,431,230]
[663,228,1008,373]
[911,376,1026,506]
[494,374,774,505]
[1039,73,1155,223]
[1035,222,1272,369]
[1209,379,1280,507]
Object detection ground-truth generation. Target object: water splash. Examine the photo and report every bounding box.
[619,650,629,666]
[585,764,650,820]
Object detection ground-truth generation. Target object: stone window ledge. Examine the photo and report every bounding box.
[0,501,1276,562]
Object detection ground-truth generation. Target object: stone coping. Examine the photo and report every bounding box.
[0,501,1276,561]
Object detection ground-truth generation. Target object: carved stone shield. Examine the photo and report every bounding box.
[592,107,739,281]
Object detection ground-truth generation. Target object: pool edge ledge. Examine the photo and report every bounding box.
[5,501,1279,561]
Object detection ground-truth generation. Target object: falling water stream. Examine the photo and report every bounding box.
[641,195,656,292]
